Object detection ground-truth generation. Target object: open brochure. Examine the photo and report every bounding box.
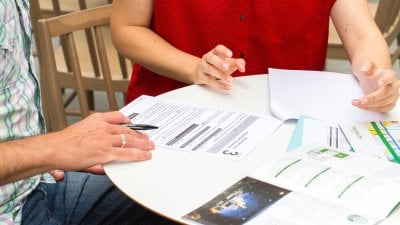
[288,117,400,164]
[287,116,352,152]
[119,95,283,161]
[268,68,400,123]
[183,145,400,225]
[340,121,400,163]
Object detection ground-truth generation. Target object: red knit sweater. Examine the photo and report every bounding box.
[126,0,337,103]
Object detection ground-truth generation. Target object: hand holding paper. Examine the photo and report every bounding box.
[268,68,400,123]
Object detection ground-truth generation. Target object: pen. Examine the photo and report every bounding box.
[122,124,159,130]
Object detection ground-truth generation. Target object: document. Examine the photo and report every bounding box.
[288,116,352,152]
[340,121,400,163]
[268,68,400,123]
[120,95,283,161]
[183,145,400,225]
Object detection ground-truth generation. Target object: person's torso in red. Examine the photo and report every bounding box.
[126,0,337,103]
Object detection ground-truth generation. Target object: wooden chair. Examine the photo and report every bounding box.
[30,0,128,86]
[37,5,130,131]
[36,0,117,76]
[327,0,400,65]
[38,0,112,18]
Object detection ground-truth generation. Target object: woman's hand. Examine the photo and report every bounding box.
[193,45,246,90]
[352,61,400,112]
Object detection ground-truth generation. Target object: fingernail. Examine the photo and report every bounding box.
[352,99,360,106]
[224,83,232,90]
[145,151,152,158]
[361,98,368,105]
[226,51,232,57]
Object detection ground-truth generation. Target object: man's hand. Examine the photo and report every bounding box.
[48,170,64,181]
[49,165,105,182]
[47,111,155,172]
[352,61,400,112]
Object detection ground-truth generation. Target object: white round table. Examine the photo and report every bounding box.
[104,75,400,224]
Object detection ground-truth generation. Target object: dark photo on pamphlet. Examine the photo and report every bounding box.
[183,177,290,225]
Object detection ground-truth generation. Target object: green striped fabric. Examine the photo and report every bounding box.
[0,1,51,224]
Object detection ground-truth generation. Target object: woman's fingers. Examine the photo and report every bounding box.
[195,45,246,89]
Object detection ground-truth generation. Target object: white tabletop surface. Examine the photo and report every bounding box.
[104,75,400,224]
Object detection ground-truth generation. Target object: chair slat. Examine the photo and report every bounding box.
[94,26,119,110]
[45,6,112,36]
[64,33,91,118]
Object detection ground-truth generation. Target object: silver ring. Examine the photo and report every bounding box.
[119,134,126,148]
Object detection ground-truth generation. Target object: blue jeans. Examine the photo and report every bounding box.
[21,172,179,225]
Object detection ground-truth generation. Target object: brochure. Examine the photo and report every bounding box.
[288,116,352,152]
[340,121,400,163]
[183,145,400,225]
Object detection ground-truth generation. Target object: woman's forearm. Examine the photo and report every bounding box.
[111,25,200,84]
[110,0,200,84]
[349,32,392,74]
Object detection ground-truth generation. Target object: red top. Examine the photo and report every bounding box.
[126,0,337,103]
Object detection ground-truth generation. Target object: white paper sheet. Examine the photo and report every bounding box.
[120,95,283,161]
[268,68,400,123]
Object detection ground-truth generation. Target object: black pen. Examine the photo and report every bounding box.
[122,123,159,130]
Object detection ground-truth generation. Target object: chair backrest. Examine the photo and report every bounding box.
[327,0,400,63]
[30,0,122,78]
[37,5,130,131]
[375,0,400,64]
[375,0,400,37]
[37,0,112,18]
